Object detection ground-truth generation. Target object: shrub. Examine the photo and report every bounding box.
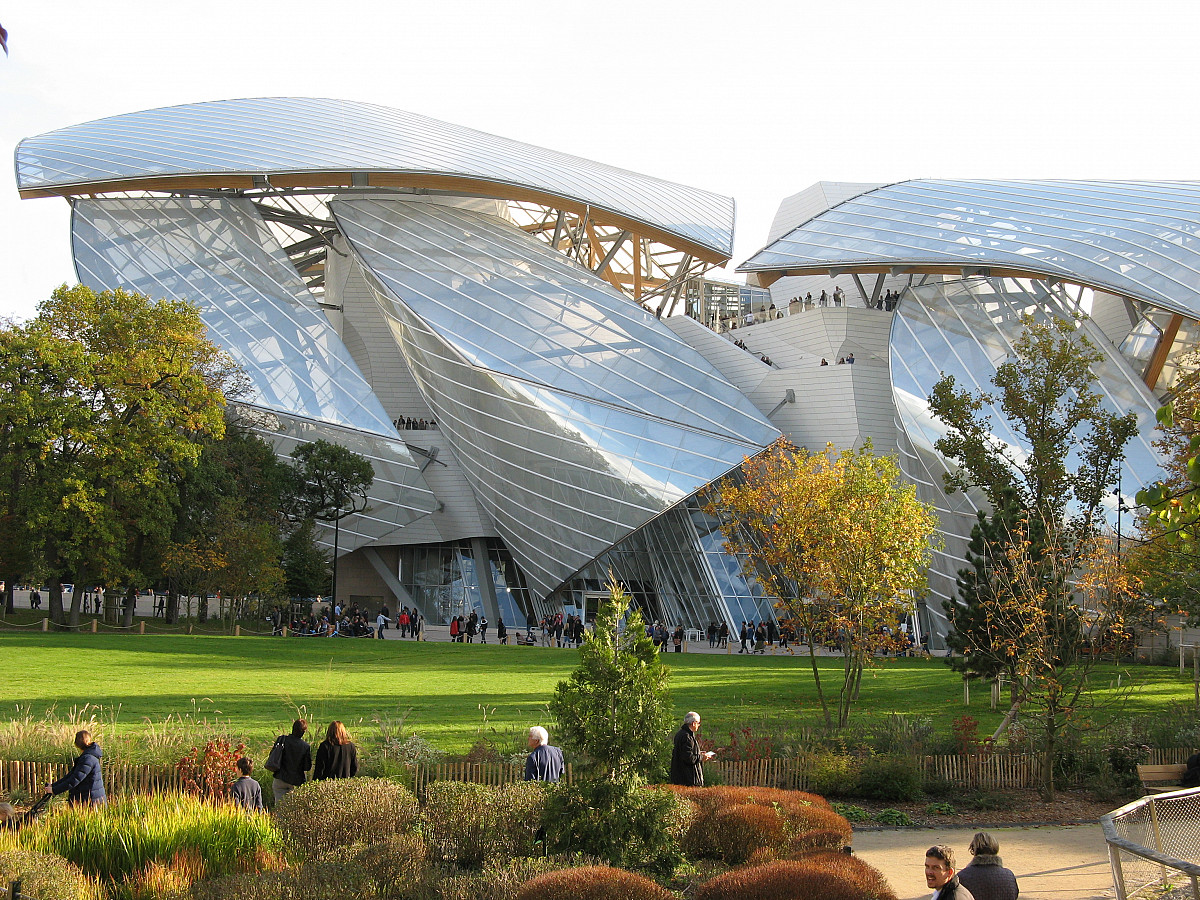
[831,802,870,823]
[544,778,684,875]
[704,804,787,865]
[874,808,913,826]
[422,780,548,869]
[274,777,419,858]
[515,866,673,900]
[176,739,247,800]
[696,857,897,900]
[925,802,956,815]
[12,794,282,882]
[784,850,898,899]
[438,854,603,900]
[349,833,428,897]
[799,750,860,797]
[0,847,102,900]
[669,785,849,863]
[855,754,922,802]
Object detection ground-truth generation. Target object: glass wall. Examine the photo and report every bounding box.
[397,539,533,626]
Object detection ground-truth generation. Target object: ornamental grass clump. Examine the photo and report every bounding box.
[515,865,673,900]
[0,847,103,900]
[273,777,419,858]
[783,849,897,900]
[422,780,547,869]
[695,857,897,900]
[8,794,282,884]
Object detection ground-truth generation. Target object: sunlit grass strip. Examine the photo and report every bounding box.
[11,793,283,881]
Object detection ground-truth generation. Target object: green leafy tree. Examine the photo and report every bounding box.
[289,439,374,602]
[166,424,291,623]
[0,286,234,627]
[282,518,331,600]
[929,314,1139,798]
[1134,384,1200,623]
[549,577,672,781]
[706,437,938,728]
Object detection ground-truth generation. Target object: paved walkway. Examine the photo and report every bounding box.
[853,825,1113,900]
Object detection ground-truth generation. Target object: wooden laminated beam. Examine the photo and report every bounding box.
[1144,313,1184,391]
[20,170,730,265]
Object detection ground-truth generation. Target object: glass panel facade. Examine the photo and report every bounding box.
[71,196,400,438]
[742,179,1200,318]
[889,276,1167,646]
[20,98,734,258]
[335,198,777,600]
[235,405,439,554]
[397,539,533,626]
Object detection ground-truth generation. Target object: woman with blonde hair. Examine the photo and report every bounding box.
[314,720,359,780]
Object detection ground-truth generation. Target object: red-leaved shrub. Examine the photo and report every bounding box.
[705,804,787,864]
[515,865,672,900]
[662,785,850,862]
[696,857,898,900]
[784,850,897,900]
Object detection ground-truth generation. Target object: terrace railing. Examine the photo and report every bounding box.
[1104,787,1200,900]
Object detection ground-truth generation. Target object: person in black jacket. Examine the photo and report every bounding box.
[669,712,715,786]
[314,720,359,780]
[272,719,312,804]
[45,730,106,806]
[926,845,976,900]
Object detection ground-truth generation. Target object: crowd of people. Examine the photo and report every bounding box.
[393,416,437,430]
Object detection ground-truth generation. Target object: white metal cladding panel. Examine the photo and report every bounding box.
[18,97,734,257]
[742,179,1200,316]
[70,196,402,440]
[330,198,778,449]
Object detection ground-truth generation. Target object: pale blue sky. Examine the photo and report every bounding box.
[2,0,1196,320]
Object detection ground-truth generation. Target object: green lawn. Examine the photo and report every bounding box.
[1,632,1195,763]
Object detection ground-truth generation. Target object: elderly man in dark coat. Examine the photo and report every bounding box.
[669,711,715,786]
[957,832,1019,900]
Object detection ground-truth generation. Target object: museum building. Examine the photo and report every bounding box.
[16,99,1194,646]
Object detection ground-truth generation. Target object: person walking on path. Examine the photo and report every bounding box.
[926,845,975,900]
[314,720,359,780]
[229,757,264,812]
[524,726,565,782]
[669,711,715,786]
[45,729,105,807]
[270,719,312,804]
[956,832,1019,900]
[375,609,388,639]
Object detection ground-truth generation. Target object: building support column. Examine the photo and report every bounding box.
[470,538,500,621]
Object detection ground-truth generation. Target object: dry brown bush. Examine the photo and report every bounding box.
[695,857,897,900]
[515,865,672,900]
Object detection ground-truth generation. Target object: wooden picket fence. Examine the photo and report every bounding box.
[0,759,183,796]
[2,748,1192,798]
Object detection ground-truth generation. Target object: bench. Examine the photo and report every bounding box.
[1138,763,1189,794]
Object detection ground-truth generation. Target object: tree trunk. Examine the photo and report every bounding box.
[121,584,136,628]
[805,642,833,728]
[198,593,208,624]
[1040,709,1057,801]
[68,572,86,628]
[2,575,13,615]
[48,575,65,627]
[166,580,180,625]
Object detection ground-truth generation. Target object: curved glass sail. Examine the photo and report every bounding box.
[20,97,734,258]
[334,197,777,598]
[742,180,1200,316]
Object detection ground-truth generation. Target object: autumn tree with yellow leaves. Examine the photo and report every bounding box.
[706,438,939,728]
